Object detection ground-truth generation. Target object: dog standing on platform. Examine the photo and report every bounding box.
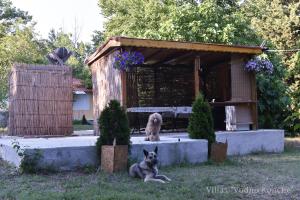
[145,113,162,141]
[129,146,171,183]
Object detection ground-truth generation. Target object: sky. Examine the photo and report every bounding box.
[11,0,104,43]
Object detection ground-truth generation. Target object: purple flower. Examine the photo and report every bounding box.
[113,50,144,71]
[245,57,273,74]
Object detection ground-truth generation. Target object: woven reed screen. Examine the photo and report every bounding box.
[126,64,195,107]
[126,64,194,130]
[8,64,73,136]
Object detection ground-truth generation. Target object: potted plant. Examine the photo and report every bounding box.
[96,100,130,173]
[245,55,274,74]
[188,94,227,162]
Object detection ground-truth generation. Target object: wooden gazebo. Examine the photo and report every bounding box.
[86,37,263,134]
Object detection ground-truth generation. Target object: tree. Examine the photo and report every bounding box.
[0,0,32,36]
[256,52,291,129]
[243,0,299,51]
[0,25,47,109]
[242,0,300,133]
[0,0,47,109]
[96,100,130,155]
[99,0,259,45]
[0,0,95,109]
[46,29,92,88]
[188,94,215,145]
[86,30,104,55]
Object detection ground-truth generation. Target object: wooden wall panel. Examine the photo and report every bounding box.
[91,53,122,135]
[231,54,252,101]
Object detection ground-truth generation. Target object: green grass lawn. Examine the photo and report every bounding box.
[0,147,299,200]
[73,124,94,131]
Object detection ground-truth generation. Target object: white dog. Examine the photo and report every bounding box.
[145,113,162,141]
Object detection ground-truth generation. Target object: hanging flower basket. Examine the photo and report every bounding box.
[245,56,274,74]
[113,50,144,71]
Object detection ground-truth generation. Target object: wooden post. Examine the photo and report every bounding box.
[121,71,127,108]
[194,56,201,98]
[250,72,258,130]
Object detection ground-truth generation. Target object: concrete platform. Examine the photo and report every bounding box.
[130,136,208,166]
[0,134,208,171]
[216,129,284,155]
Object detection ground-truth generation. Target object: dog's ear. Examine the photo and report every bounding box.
[154,146,158,154]
[143,149,149,157]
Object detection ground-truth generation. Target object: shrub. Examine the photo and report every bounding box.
[20,150,43,174]
[96,100,130,156]
[256,52,291,130]
[188,94,215,146]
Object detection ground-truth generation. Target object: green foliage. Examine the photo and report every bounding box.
[242,0,300,132]
[256,52,291,129]
[284,52,300,136]
[12,140,43,173]
[86,30,105,55]
[288,52,300,109]
[0,0,48,108]
[188,94,215,145]
[96,100,130,155]
[19,149,43,174]
[46,29,92,89]
[99,0,259,45]
[243,0,300,50]
[284,112,300,136]
[0,0,32,35]
[0,25,47,109]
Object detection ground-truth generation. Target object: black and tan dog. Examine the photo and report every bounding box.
[129,146,171,183]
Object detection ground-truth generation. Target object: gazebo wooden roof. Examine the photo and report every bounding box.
[86,37,263,66]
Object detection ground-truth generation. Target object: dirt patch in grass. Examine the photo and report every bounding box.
[0,147,299,200]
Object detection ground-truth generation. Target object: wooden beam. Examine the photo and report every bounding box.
[144,49,164,62]
[250,72,258,130]
[121,71,127,108]
[163,52,195,64]
[86,39,121,65]
[86,37,263,66]
[152,51,185,65]
[194,56,201,98]
[118,37,263,54]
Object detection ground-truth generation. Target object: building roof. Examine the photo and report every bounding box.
[86,37,264,65]
[72,78,92,94]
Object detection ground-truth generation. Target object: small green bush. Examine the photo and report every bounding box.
[20,149,43,174]
[188,94,215,146]
[96,100,130,156]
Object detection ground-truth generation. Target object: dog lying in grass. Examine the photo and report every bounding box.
[145,113,162,141]
[129,146,171,183]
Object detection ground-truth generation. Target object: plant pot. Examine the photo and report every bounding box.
[211,141,228,163]
[101,145,128,173]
